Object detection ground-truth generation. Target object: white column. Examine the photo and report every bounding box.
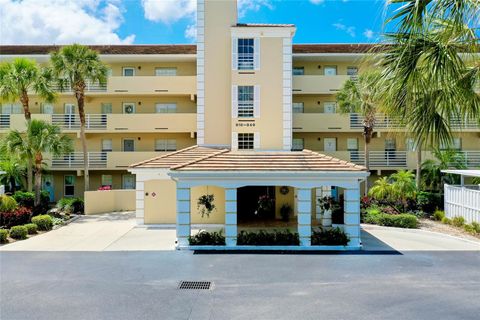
[315,188,322,221]
[297,188,312,246]
[176,186,191,248]
[344,184,361,248]
[225,188,237,246]
[135,179,145,225]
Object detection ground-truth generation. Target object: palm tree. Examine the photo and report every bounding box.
[0,58,56,191]
[368,177,393,202]
[337,71,382,192]
[0,158,25,193]
[378,0,480,189]
[390,170,417,210]
[421,148,466,191]
[2,120,72,205]
[50,44,108,191]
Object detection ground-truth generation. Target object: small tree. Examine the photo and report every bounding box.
[390,170,417,211]
[368,177,393,202]
[2,120,73,205]
[0,158,25,193]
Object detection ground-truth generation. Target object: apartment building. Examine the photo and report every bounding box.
[0,0,478,248]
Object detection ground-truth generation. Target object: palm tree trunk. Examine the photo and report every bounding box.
[416,140,423,189]
[34,157,42,206]
[27,159,33,192]
[20,92,31,121]
[76,91,89,192]
[9,176,16,193]
[364,138,370,195]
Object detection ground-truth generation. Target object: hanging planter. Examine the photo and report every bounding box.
[197,194,216,217]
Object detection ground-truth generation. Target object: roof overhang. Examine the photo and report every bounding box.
[442,170,480,178]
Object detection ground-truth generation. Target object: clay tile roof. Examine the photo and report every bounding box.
[0,45,196,55]
[235,23,295,28]
[129,145,227,169]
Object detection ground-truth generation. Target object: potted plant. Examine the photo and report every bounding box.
[318,196,334,227]
[280,204,292,222]
[197,194,216,217]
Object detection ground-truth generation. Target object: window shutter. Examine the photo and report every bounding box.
[232,38,238,70]
[253,85,260,118]
[232,132,238,150]
[232,85,238,118]
[254,132,260,149]
[254,38,260,70]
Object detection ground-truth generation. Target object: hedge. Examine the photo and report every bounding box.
[0,229,8,243]
[237,229,299,246]
[0,207,32,228]
[364,208,418,228]
[9,225,28,240]
[311,227,350,246]
[188,230,225,245]
[31,215,53,231]
[24,223,38,235]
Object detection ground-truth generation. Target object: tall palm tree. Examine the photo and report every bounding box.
[50,44,108,191]
[379,1,480,189]
[0,58,56,191]
[391,170,417,210]
[0,158,25,193]
[337,71,382,192]
[3,120,72,205]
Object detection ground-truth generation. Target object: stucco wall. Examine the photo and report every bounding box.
[84,190,135,215]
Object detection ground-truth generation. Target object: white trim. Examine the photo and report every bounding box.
[196,0,206,145]
[282,37,293,151]
[122,66,135,76]
[232,37,238,70]
[231,27,296,38]
[180,245,361,251]
[253,85,260,118]
[232,85,238,118]
[231,132,238,151]
[254,132,260,149]
[254,37,260,70]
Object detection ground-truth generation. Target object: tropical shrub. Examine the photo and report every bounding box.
[416,191,442,213]
[57,197,84,214]
[9,225,28,240]
[451,216,465,228]
[0,207,32,228]
[0,229,8,243]
[237,229,299,246]
[0,195,18,212]
[12,191,35,208]
[472,222,480,233]
[311,227,350,246]
[31,214,53,231]
[464,224,477,235]
[24,223,38,234]
[188,230,225,246]
[432,210,445,221]
[363,208,418,228]
[441,217,451,225]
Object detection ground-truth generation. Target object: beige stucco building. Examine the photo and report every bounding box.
[0,0,478,249]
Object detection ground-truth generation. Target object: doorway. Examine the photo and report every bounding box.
[237,186,276,222]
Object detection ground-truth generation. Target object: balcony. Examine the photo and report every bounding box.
[1,113,197,133]
[106,76,196,95]
[51,151,167,170]
[293,113,351,132]
[292,75,351,94]
[323,151,407,168]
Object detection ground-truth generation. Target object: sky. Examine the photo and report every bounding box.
[0,0,391,45]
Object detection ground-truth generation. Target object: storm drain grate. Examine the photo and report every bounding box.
[178,281,212,290]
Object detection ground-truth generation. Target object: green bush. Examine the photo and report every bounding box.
[188,230,225,245]
[364,209,418,228]
[441,217,451,225]
[9,225,27,240]
[0,229,8,243]
[31,214,53,231]
[471,222,480,233]
[24,223,38,235]
[12,191,34,208]
[451,216,465,227]
[57,197,84,214]
[237,229,299,246]
[0,195,18,212]
[311,227,350,246]
[416,191,441,213]
[432,210,445,221]
[464,224,477,235]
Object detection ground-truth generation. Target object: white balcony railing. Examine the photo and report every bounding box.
[348,151,407,167]
[52,152,107,168]
[51,114,107,130]
[51,80,107,92]
[0,115,10,129]
[453,151,480,168]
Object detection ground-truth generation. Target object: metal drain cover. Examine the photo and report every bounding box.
[178,281,212,290]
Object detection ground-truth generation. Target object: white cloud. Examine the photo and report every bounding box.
[238,0,273,17]
[309,0,325,4]
[184,24,197,41]
[363,29,374,39]
[333,22,356,37]
[0,0,135,45]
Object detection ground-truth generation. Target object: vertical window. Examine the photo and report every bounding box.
[237,38,254,70]
[347,66,358,76]
[347,138,358,151]
[324,102,337,113]
[238,86,254,117]
[406,138,416,152]
[41,103,54,114]
[155,139,177,152]
[101,175,113,187]
[102,139,113,152]
[324,138,337,152]
[64,103,75,114]
[64,175,75,197]
[293,102,304,113]
[101,103,112,114]
[238,133,254,150]
[440,138,461,150]
[324,66,337,76]
[292,138,304,151]
[155,103,177,113]
[122,67,135,76]
[155,67,177,76]
[1,103,22,114]
[123,139,135,152]
[122,174,136,189]
[293,67,305,76]
[385,139,396,151]
[122,103,135,114]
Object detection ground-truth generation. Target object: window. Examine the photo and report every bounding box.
[347,138,358,151]
[293,67,305,76]
[293,102,304,113]
[324,138,337,152]
[101,175,113,187]
[324,102,337,113]
[41,103,54,114]
[385,139,396,151]
[440,138,461,150]
[406,138,416,152]
[101,103,112,114]
[238,86,254,118]
[155,139,176,152]
[123,103,135,114]
[324,66,337,76]
[64,175,75,197]
[64,103,75,114]
[1,103,22,114]
[155,103,177,113]
[238,133,254,150]
[155,68,177,76]
[237,38,254,70]
[292,138,304,151]
[122,174,135,189]
[123,139,135,152]
[102,139,112,152]
[347,66,359,76]
[122,67,135,77]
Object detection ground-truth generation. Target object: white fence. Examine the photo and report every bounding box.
[444,184,480,223]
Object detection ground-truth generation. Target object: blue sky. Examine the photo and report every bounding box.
[0,0,392,45]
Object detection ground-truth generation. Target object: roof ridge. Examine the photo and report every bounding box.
[170,148,230,170]
[304,149,366,169]
[129,145,199,168]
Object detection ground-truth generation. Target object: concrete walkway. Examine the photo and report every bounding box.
[1,212,479,251]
